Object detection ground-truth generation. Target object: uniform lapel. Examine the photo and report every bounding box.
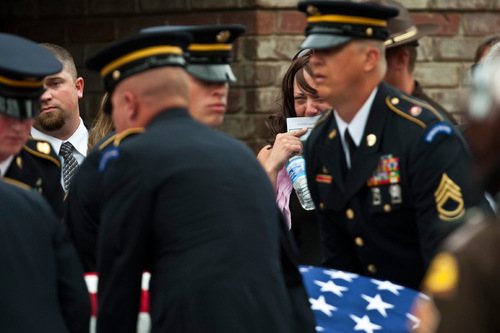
[343,84,389,203]
[315,113,345,193]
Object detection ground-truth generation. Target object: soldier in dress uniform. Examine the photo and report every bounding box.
[65,25,245,272]
[142,24,246,127]
[84,28,314,333]
[414,44,500,333]
[0,32,90,333]
[0,36,65,218]
[298,1,490,290]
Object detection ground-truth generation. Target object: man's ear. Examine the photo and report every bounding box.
[363,46,381,72]
[123,91,139,121]
[75,77,84,99]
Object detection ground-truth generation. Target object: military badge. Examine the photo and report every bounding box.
[425,123,452,143]
[36,142,51,154]
[389,184,402,204]
[371,187,381,206]
[316,174,332,184]
[423,252,458,297]
[367,154,400,187]
[99,147,120,173]
[434,173,465,221]
[409,105,422,117]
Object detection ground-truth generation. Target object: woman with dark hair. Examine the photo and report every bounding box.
[257,51,330,265]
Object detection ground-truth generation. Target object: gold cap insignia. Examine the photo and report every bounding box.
[365,27,373,37]
[16,156,22,169]
[216,30,231,43]
[112,70,121,81]
[366,134,377,147]
[306,5,320,16]
[36,142,51,155]
[434,173,465,221]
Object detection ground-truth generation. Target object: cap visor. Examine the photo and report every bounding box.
[187,64,236,83]
[300,34,353,50]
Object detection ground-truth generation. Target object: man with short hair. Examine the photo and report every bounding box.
[300,0,488,290]
[142,25,246,127]
[369,0,458,124]
[85,29,314,333]
[32,43,88,191]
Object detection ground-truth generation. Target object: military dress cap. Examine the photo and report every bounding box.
[367,0,438,48]
[142,25,246,83]
[297,1,399,50]
[0,33,62,119]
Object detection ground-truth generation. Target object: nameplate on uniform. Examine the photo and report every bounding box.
[367,154,400,187]
[316,174,332,184]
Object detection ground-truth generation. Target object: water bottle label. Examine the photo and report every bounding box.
[286,157,306,183]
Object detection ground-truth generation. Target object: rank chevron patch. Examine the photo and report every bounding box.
[434,173,465,222]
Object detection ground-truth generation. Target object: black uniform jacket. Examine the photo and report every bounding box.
[304,82,483,290]
[65,130,129,273]
[0,182,90,333]
[96,108,314,333]
[4,138,64,218]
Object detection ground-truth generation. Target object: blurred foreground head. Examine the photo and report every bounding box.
[467,42,500,194]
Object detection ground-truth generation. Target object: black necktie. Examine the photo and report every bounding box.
[344,129,357,168]
[59,141,78,191]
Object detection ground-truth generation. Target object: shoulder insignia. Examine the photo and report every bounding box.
[36,141,51,154]
[99,128,144,151]
[23,140,61,167]
[386,93,448,129]
[425,123,452,143]
[3,177,31,191]
[99,147,120,173]
[423,252,458,297]
[434,173,465,222]
[113,127,144,147]
[16,156,22,169]
[98,133,119,151]
[313,108,333,129]
[400,94,445,122]
[386,96,426,128]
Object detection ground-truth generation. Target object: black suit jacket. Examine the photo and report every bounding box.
[305,82,486,289]
[4,138,64,218]
[0,182,90,333]
[95,108,314,333]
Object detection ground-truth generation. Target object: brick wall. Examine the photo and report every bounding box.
[1,0,500,152]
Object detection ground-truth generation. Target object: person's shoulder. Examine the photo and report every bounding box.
[385,88,451,128]
[0,181,52,212]
[312,108,334,131]
[98,128,145,151]
[23,138,61,167]
[96,128,145,173]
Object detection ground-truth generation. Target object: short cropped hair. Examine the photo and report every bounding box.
[39,43,78,80]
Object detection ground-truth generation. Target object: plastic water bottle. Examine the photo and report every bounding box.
[286,155,315,210]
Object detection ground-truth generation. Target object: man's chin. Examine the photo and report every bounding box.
[35,112,65,131]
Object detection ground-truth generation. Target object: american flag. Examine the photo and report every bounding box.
[300,265,425,333]
[85,267,424,333]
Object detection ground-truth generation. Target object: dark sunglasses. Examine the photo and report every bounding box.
[292,49,314,62]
